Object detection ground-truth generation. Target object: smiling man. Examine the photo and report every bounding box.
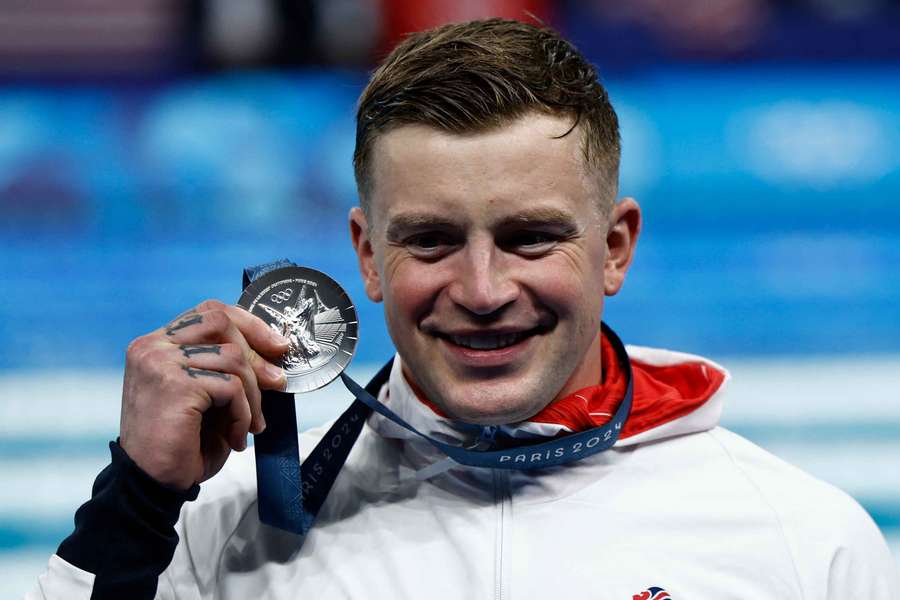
[350,113,639,425]
[31,18,898,600]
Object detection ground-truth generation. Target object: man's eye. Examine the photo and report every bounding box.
[504,231,559,255]
[405,233,456,257]
[409,234,442,248]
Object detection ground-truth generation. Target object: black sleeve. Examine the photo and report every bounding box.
[56,440,200,600]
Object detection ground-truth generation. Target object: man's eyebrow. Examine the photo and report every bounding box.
[384,207,580,239]
[493,207,580,230]
[385,213,462,239]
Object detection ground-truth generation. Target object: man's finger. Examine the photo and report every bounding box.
[222,303,291,359]
[164,305,265,433]
[179,343,277,433]
[190,303,288,391]
[181,364,252,451]
[247,350,286,392]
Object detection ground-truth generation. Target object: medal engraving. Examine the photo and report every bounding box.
[238,266,358,393]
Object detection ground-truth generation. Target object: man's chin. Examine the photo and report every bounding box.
[405,355,560,424]
[434,386,550,426]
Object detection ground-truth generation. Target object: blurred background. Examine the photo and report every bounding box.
[1,0,898,592]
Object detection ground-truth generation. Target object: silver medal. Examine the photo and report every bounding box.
[238,266,358,393]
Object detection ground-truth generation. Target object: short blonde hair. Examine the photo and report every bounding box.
[353,18,621,213]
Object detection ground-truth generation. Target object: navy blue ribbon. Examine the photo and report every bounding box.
[245,261,633,536]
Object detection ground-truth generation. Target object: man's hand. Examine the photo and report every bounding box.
[119,300,290,491]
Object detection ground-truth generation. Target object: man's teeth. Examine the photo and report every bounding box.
[448,332,525,350]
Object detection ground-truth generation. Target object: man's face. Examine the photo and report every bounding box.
[351,112,639,424]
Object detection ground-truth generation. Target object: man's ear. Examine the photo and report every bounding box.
[604,197,641,296]
[349,206,383,303]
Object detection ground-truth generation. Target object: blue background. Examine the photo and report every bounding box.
[2,65,899,590]
[2,67,899,369]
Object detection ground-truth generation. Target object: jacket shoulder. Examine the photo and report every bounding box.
[707,427,899,597]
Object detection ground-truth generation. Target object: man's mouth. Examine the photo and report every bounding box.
[434,327,544,352]
[446,331,530,350]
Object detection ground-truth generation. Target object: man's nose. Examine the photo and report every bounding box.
[447,242,519,316]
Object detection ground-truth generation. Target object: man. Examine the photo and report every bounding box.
[30,18,898,599]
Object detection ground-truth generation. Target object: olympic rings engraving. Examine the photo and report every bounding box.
[270,288,294,304]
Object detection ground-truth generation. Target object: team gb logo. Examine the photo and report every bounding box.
[632,587,671,600]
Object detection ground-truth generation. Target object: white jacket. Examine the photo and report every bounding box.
[31,345,899,599]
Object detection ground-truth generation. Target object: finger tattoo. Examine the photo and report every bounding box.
[179,344,222,358]
[173,307,198,321]
[166,314,203,336]
[182,366,231,381]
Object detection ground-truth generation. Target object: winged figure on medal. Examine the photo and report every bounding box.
[258,284,341,372]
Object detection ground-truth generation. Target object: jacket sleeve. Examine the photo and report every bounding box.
[773,467,900,598]
[823,501,900,600]
[26,441,200,600]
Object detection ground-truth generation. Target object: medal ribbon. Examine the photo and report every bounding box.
[245,261,633,536]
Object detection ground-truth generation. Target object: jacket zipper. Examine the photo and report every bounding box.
[493,468,511,600]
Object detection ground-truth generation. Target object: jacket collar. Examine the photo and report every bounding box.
[367,330,728,450]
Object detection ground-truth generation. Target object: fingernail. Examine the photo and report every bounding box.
[270,330,290,346]
[265,361,284,382]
